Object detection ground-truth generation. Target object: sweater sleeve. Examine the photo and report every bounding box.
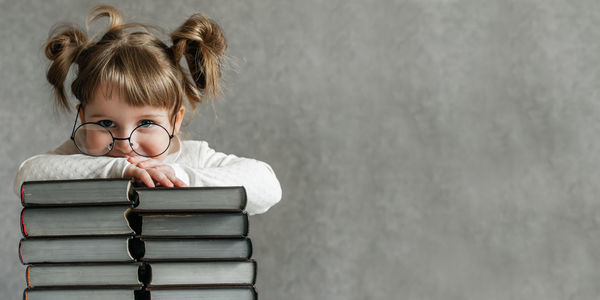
[12,142,130,196]
[169,141,282,215]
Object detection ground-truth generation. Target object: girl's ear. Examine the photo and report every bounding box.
[77,104,86,123]
[174,106,186,135]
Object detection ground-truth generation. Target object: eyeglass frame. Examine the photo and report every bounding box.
[70,105,177,158]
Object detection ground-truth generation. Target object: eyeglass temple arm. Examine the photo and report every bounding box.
[70,105,82,140]
[169,114,177,138]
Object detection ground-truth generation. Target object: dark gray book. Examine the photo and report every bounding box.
[20,206,137,238]
[23,287,257,300]
[19,237,138,264]
[21,179,135,207]
[146,261,257,287]
[133,186,246,212]
[139,212,248,237]
[21,208,248,238]
[25,261,256,288]
[26,263,144,288]
[140,237,252,261]
[23,288,139,300]
[146,286,257,300]
[21,178,247,212]
[19,237,252,264]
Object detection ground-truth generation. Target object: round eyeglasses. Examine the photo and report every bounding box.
[70,105,176,158]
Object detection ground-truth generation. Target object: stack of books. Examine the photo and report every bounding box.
[19,178,257,300]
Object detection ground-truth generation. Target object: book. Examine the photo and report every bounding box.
[21,208,247,238]
[23,286,257,300]
[146,261,257,287]
[146,286,257,300]
[23,287,142,300]
[19,237,138,264]
[26,263,144,288]
[21,179,135,207]
[20,237,252,264]
[133,186,246,212]
[140,237,252,261]
[20,206,138,237]
[26,261,256,288]
[21,178,247,212]
[139,212,248,237]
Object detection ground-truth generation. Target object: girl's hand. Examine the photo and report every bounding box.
[125,157,187,188]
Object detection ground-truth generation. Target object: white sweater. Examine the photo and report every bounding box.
[13,138,282,215]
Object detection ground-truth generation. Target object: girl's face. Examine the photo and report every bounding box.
[79,83,185,161]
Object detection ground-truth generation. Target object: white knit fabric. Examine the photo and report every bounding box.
[13,138,282,215]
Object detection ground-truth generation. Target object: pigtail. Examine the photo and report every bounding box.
[44,24,88,111]
[171,14,227,108]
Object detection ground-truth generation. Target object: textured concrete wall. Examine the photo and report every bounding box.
[2,0,600,299]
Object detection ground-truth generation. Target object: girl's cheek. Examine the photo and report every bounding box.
[80,126,113,155]
[132,129,171,158]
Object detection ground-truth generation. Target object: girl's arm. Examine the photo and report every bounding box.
[179,143,282,216]
[170,160,282,216]
[13,140,130,195]
[136,141,282,216]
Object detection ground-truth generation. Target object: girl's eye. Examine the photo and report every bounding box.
[97,120,114,128]
[139,120,155,127]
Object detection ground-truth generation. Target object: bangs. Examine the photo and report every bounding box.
[76,44,183,118]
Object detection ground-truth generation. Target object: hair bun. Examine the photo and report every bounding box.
[44,26,87,61]
[171,14,227,102]
[44,25,88,110]
[171,14,226,57]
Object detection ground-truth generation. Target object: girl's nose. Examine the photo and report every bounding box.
[112,138,133,154]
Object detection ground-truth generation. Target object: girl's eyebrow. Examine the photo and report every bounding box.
[87,113,109,119]
[87,113,166,119]
[139,114,167,119]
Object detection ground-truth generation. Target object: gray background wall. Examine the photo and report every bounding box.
[2,0,600,299]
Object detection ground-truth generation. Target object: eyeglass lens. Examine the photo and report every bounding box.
[73,123,171,157]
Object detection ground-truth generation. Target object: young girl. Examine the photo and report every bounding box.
[12,5,281,215]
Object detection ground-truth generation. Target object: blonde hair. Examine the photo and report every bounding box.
[44,5,227,119]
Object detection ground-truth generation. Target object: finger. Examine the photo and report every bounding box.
[147,169,174,188]
[174,178,187,187]
[164,172,187,187]
[138,164,176,178]
[149,165,176,177]
[136,159,162,169]
[136,169,155,188]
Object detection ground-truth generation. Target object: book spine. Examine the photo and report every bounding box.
[138,263,151,285]
[252,286,258,300]
[243,212,249,237]
[135,289,150,300]
[18,238,24,265]
[241,187,248,211]
[21,183,25,207]
[247,237,253,259]
[127,210,143,235]
[251,260,257,285]
[128,180,139,207]
[128,237,145,261]
[26,265,31,288]
[21,208,28,238]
